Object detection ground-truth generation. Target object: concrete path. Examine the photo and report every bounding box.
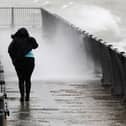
[5,79,126,126]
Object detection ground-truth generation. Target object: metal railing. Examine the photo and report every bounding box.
[0,61,9,126]
[0,7,42,27]
[41,8,126,103]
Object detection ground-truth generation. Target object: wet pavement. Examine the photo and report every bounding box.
[5,79,126,126]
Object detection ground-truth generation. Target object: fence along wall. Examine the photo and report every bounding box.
[0,7,42,27]
[41,8,126,102]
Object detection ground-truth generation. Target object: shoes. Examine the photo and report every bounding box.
[20,97,30,102]
[20,97,24,102]
[20,95,30,102]
[25,96,30,101]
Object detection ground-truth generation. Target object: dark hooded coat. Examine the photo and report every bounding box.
[8,28,38,64]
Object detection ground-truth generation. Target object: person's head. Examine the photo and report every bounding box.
[11,27,29,39]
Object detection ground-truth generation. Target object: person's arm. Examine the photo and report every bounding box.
[8,41,17,64]
[30,37,39,49]
[8,41,15,59]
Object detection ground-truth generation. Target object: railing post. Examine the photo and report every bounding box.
[109,48,124,96]
[11,7,14,27]
[100,43,112,86]
[40,8,43,24]
[0,94,5,126]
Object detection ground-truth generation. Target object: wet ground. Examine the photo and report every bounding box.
[6,79,126,126]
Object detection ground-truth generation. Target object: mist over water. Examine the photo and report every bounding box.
[40,1,122,43]
[0,26,96,82]
[40,17,96,81]
[0,0,124,43]
[0,0,126,82]
[40,0,126,54]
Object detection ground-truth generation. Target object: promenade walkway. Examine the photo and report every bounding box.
[6,79,126,126]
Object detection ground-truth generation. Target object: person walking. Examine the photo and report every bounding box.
[8,27,39,102]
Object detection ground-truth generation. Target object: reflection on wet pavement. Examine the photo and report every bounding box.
[6,80,126,126]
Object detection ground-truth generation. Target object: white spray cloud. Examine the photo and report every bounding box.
[42,1,121,42]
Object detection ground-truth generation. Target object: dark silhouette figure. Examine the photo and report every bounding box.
[8,27,38,102]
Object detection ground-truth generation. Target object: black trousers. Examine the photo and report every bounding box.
[14,57,35,98]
